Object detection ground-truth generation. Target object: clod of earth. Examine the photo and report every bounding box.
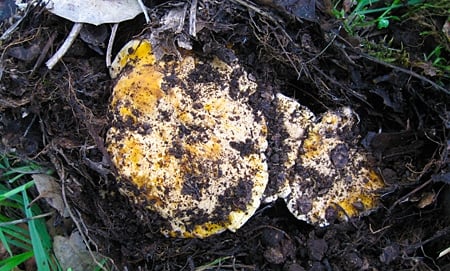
[106,39,385,238]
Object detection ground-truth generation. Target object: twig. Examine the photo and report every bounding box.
[189,0,197,37]
[106,23,119,68]
[230,0,281,24]
[273,28,300,76]
[0,15,27,42]
[0,0,38,42]
[61,175,108,271]
[23,114,37,138]
[406,226,450,251]
[32,32,57,74]
[137,0,150,23]
[369,223,392,234]
[235,0,308,78]
[0,212,53,227]
[360,52,450,95]
[388,178,433,213]
[439,246,450,259]
[305,26,341,65]
[46,23,83,69]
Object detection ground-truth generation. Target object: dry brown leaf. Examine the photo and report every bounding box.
[417,191,435,209]
[53,232,100,271]
[32,174,69,217]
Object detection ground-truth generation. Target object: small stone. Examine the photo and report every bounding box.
[307,239,328,261]
[261,228,284,246]
[264,246,285,264]
[346,252,363,269]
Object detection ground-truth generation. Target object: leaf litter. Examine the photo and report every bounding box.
[32,174,69,218]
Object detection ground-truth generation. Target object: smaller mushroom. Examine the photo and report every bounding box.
[266,94,385,226]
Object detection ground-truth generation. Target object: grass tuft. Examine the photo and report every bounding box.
[332,0,450,81]
[333,0,425,34]
[0,154,58,271]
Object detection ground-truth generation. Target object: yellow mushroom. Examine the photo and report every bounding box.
[269,94,385,225]
[106,39,268,238]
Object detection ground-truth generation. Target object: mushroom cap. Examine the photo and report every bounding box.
[46,0,142,25]
[269,94,385,226]
[106,39,268,238]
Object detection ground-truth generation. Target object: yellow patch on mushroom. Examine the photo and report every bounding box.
[107,39,268,238]
[109,39,156,79]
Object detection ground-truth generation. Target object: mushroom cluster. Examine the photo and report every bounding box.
[106,39,385,238]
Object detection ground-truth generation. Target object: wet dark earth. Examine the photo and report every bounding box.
[1,1,449,270]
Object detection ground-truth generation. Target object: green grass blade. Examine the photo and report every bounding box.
[0,225,32,248]
[0,228,13,256]
[0,184,32,256]
[7,173,27,183]
[0,251,34,271]
[22,190,52,271]
[0,181,35,201]
[0,156,59,270]
[0,155,11,170]
[0,199,23,208]
[93,258,108,271]
[196,256,233,271]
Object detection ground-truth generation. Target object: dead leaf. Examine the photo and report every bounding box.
[45,0,143,25]
[32,174,69,217]
[149,5,191,60]
[7,43,42,62]
[53,232,100,271]
[80,24,108,55]
[417,191,435,209]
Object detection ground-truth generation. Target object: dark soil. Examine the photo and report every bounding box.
[1,1,449,270]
